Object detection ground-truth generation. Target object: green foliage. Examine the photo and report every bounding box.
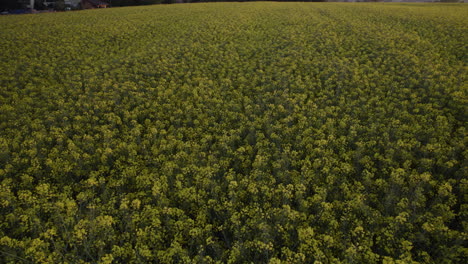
[0,3,466,263]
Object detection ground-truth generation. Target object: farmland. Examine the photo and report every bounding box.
[0,3,467,263]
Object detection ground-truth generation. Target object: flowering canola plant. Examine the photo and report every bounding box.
[0,3,467,263]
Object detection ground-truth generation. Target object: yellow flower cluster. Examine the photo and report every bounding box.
[0,2,466,263]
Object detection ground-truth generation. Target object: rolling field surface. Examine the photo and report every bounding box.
[0,3,467,263]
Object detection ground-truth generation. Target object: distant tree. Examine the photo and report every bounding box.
[55,0,66,10]
[34,0,47,10]
[111,0,164,6]
[0,0,21,10]
[140,0,165,4]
